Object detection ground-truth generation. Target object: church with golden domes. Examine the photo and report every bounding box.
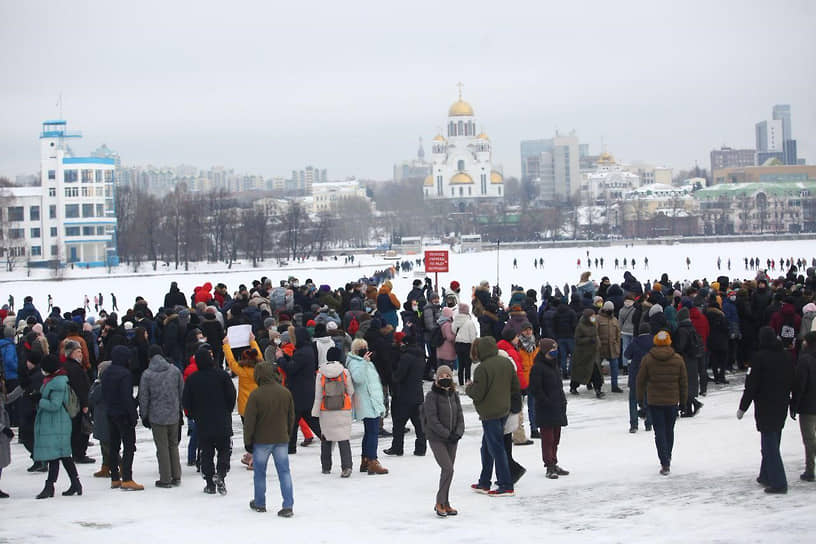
[424,85,503,201]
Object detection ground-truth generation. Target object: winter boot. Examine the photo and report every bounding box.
[203,478,216,494]
[214,474,227,495]
[249,500,266,513]
[553,465,569,476]
[62,478,83,496]
[366,459,389,475]
[94,465,110,478]
[359,457,369,473]
[545,466,559,479]
[341,468,352,478]
[36,481,55,499]
[277,508,294,518]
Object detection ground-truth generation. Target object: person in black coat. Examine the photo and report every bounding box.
[673,308,703,417]
[17,350,45,471]
[182,345,236,493]
[364,319,394,390]
[737,327,795,494]
[101,345,142,489]
[706,301,730,384]
[164,282,188,310]
[384,339,427,456]
[161,311,185,368]
[61,340,93,463]
[791,331,816,481]
[552,301,577,379]
[529,338,569,479]
[200,312,224,367]
[277,326,321,454]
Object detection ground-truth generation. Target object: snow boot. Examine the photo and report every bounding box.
[93,465,110,478]
[121,480,144,491]
[203,478,216,494]
[359,457,369,473]
[545,466,559,479]
[367,459,389,475]
[214,474,227,495]
[36,481,55,499]
[553,465,569,476]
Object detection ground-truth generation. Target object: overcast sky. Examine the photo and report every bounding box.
[1,1,814,181]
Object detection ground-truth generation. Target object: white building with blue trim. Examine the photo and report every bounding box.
[2,120,118,268]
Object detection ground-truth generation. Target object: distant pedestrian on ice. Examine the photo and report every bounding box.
[111,293,118,312]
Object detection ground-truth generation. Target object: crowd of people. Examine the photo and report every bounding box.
[1,259,815,516]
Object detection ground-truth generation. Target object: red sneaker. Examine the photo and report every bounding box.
[488,488,515,497]
[470,483,490,494]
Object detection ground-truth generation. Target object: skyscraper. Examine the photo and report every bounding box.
[772,104,792,142]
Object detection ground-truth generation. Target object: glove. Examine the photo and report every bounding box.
[1,427,13,440]
[143,418,151,429]
[736,409,745,420]
[245,444,254,453]
[30,391,42,404]
[447,432,461,443]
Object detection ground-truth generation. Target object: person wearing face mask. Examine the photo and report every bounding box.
[529,339,569,479]
[423,365,464,517]
[572,309,604,398]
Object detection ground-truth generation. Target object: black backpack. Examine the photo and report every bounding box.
[430,326,445,348]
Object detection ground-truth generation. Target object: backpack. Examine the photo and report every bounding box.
[780,315,796,347]
[64,386,81,418]
[430,326,445,348]
[321,372,350,411]
[687,329,704,360]
[347,315,360,337]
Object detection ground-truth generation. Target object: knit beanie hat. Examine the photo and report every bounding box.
[148,345,164,358]
[648,304,664,317]
[63,339,81,357]
[602,301,614,312]
[41,354,60,374]
[539,338,557,353]
[435,365,453,383]
[326,347,342,363]
[501,325,517,341]
[653,330,672,346]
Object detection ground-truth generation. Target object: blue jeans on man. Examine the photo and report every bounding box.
[621,334,633,369]
[759,431,787,490]
[253,443,294,510]
[478,417,512,491]
[649,405,678,467]
[608,357,621,389]
[557,338,575,376]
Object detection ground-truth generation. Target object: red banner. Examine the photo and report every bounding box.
[425,250,449,273]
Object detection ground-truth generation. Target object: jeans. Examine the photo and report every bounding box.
[801,414,816,475]
[649,405,678,467]
[389,403,426,454]
[253,443,293,509]
[629,390,651,429]
[429,440,458,505]
[321,440,352,471]
[759,430,787,490]
[621,334,633,367]
[108,415,136,482]
[478,417,512,491]
[557,338,575,375]
[607,357,620,389]
[362,417,380,460]
[527,391,537,430]
[187,418,198,465]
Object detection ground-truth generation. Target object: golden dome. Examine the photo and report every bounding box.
[598,151,615,164]
[448,100,474,117]
[450,172,474,185]
[424,175,434,187]
[490,170,503,184]
[477,132,489,140]
[432,134,446,142]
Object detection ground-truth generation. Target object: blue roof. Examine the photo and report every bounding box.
[62,157,115,165]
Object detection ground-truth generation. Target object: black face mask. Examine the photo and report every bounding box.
[438,378,453,388]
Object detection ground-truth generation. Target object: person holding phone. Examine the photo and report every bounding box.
[347,338,388,475]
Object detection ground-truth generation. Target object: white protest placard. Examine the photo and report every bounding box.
[226,324,252,348]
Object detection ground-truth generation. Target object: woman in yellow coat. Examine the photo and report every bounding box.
[223,332,263,468]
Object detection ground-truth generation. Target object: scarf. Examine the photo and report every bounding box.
[519,333,537,353]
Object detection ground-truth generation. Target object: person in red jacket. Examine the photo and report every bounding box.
[687,300,710,396]
[183,352,199,468]
[194,283,213,306]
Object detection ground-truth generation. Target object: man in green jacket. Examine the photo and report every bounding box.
[466,336,520,497]
[244,362,296,517]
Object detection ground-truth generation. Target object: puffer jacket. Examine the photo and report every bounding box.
[347,353,385,420]
[452,311,478,344]
[596,311,621,360]
[465,337,520,420]
[34,374,72,462]
[529,351,567,427]
[139,354,184,425]
[636,345,688,406]
[422,384,465,442]
[311,361,354,442]
[277,327,317,413]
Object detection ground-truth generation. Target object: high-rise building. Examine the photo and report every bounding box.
[2,120,118,267]
[755,119,783,153]
[520,132,580,203]
[552,132,580,202]
[393,138,431,182]
[773,104,792,142]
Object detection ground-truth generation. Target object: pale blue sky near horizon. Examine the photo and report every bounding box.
[1,0,814,180]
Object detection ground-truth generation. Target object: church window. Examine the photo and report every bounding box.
[498,187,502,196]
[457,160,465,171]
[459,187,463,196]
[458,121,463,135]
[468,187,472,196]
[451,187,454,196]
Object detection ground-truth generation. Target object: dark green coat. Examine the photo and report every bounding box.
[466,337,520,420]
[34,375,73,461]
[572,315,600,384]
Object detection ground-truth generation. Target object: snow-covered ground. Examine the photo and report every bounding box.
[1,239,814,543]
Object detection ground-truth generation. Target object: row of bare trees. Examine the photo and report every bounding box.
[115,185,375,270]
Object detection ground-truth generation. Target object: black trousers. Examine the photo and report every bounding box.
[289,411,321,452]
[389,402,426,454]
[200,435,231,480]
[71,414,90,460]
[503,433,525,481]
[46,457,79,484]
[108,415,136,481]
[455,342,472,385]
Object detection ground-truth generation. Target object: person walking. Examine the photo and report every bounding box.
[792,331,816,482]
[183,344,237,495]
[637,330,687,475]
[424,364,464,517]
[466,336,520,497]
[737,326,795,493]
[347,338,389,475]
[139,345,184,488]
[102,345,144,491]
[244,362,296,516]
[32,355,83,499]
[312,347,354,477]
[529,339,569,479]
